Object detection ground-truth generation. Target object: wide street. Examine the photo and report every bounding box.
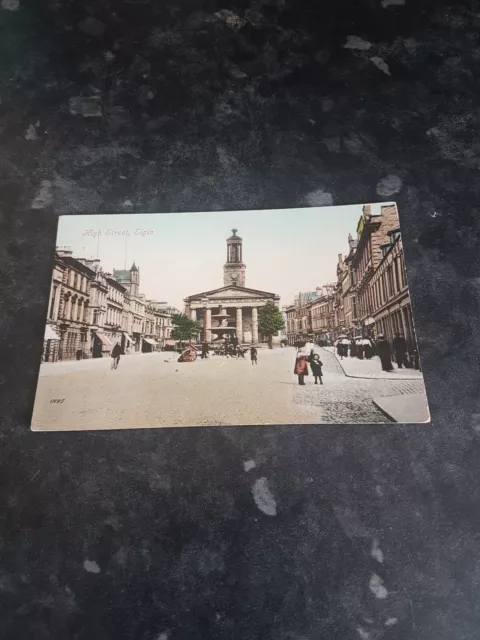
[31,347,428,430]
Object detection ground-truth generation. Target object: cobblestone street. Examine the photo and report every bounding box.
[32,347,427,430]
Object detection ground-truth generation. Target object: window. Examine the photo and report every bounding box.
[49,285,58,319]
[387,266,394,298]
[393,259,400,294]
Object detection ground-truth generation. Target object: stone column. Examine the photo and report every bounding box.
[191,308,197,321]
[205,308,212,342]
[236,307,243,343]
[252,307,259,344]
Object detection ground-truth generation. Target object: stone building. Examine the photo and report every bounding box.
[184,229,280,345]
[333,254,348,341]
[342,234,359,338]
[104,276,127,350]
[49,250,96,361]
[351,203,400,338]
[369,229,416,350]
[284,289,323,345]
[113,262,145,351]
[311,285,335,343]
[86,265,110,358]
[146,301,174,350]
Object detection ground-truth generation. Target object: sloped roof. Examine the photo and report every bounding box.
[113,269,131,280]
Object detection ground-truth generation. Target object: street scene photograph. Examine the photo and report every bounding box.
[31,204,430,431]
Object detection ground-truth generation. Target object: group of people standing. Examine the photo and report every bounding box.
[294,346,323,386]
[335,333,418,372]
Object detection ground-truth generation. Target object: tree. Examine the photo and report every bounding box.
[171,314,201,347]
[258,301,285,349]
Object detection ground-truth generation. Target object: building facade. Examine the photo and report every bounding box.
[184,230,280,345]
[105,276,127,350]
[53,251,95,361]
[43,253,175,361]
[369,229,415,350]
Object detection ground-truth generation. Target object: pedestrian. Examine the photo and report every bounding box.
[294,349,309,385]
[201,341,209,359]
[349,340,357,358]
[392,333,407,369]
[310,354,324,385]
[111,341,122,369]
[250,346,258,365]
[376,334,393,372]
[336,341,344,360]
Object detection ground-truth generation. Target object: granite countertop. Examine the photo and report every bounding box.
[1,1,480,638]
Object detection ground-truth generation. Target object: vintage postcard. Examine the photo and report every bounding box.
[31,203,430,430]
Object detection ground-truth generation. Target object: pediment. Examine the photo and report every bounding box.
[186,285,278,302]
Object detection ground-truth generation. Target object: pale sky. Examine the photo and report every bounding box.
[57,203,396,310]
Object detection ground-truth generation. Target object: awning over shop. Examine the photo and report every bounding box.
[165,339,175,346]
[44,325,60,341]
[96,333,113,349]
[124,333,134,344]
[143,338,157,345]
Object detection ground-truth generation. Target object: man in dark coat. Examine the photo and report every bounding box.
[250,346,258,365]
[111,342,122,369]
[201,342,209,359]
[376,335,393,371]
[392,333,407,369]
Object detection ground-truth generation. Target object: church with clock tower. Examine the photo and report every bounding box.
[184,229,281,344]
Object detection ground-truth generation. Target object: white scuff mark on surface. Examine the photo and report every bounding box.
[243,459,256,472]
[252,477,277,516]
[123,199,133,207]
[304,189,333,206]
[1,0,20,10]
[385,617,398,627]
[376,174,402,196]
[24,124,38,141]
[69,96,102,117]
[382,0,405,6]
[155,633,169,640]
[83,559,101,574]
[344,36,372,51]
[369,573,388,599]
[370,56,391,76]
[371,539,384,563]
[357,627,370,639]
[31,180,53,209]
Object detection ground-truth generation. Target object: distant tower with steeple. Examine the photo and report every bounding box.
[224,229,246,287]
[113,261,140,295]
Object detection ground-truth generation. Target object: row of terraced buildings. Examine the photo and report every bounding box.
[43,249,177,362]
[285,203,418,353]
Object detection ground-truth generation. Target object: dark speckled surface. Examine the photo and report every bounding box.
[2,1,480,638]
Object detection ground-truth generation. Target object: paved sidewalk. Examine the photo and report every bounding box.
[373,394,431,423]
[324,347,424,380]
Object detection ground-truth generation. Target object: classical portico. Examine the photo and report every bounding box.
[183,230,280,344]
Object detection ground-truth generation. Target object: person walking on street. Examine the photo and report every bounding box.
[376,334,393,372]
[201,342,209,359]
[250,346,258,365]
[392,333,407,369]
[111,342,122,370]
[310,354,323,384]
[294,349,309,385]
[337,341,344,360]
